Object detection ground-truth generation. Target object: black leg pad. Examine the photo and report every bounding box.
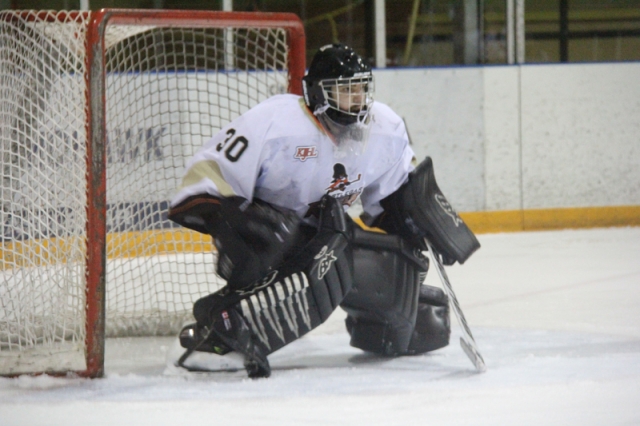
[341,229,429,356]
[406,302,450,354]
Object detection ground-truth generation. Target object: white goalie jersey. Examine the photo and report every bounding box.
[170,94,416,224]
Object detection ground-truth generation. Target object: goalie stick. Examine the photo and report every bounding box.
[425,239,486,373]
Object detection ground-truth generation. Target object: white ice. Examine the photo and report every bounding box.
[1,227,640,426]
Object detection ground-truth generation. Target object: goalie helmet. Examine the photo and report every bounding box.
[303,44,374,155]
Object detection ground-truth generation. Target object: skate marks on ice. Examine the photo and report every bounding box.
[4,227,640,398]
[163,331,465,380]
[161,325,640,386]
[2,326,640,406]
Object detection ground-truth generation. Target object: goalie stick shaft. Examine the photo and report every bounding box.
[425,239,486,373]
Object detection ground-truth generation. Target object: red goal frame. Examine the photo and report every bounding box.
[3,9,305,378]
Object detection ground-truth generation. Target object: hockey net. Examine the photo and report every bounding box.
[0,9,305,377]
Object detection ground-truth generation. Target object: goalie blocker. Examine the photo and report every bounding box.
[372,156,480,264]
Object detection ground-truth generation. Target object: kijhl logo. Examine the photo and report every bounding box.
[294,146,318,162]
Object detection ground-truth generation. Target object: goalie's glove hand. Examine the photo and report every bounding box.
[212,197,300,291]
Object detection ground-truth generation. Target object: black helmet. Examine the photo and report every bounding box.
[303,44,374,126]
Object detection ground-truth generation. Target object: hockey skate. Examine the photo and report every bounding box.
[179,323,231,355]
[177,307,271,378]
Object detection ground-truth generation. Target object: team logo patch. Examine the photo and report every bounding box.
[435,194,463,227]
[326,163,361,194]
[294,146,318,162]
[304,162,364,218]
[314,245,337,280]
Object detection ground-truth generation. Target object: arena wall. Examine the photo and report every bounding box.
[4,63,638,252]
[373,62,640,232]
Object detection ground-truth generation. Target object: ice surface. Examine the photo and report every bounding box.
[1,227,639,425]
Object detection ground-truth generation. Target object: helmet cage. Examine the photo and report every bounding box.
[319,73,374,125]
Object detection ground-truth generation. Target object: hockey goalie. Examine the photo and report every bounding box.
[168,44,480,378]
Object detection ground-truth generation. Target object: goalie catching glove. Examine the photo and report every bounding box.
[212,197,300,290]
[169,195,301,290]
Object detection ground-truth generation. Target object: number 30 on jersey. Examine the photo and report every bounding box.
[216,128,248,162]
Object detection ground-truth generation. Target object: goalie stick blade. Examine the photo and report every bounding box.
[425,238,487,373]
[460,337,486,373]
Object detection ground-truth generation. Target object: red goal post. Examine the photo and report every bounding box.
[0,9,305,378]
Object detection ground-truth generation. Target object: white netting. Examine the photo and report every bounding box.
[1,10,89,374]
[103,24,289,336]
[1,10,293,375]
